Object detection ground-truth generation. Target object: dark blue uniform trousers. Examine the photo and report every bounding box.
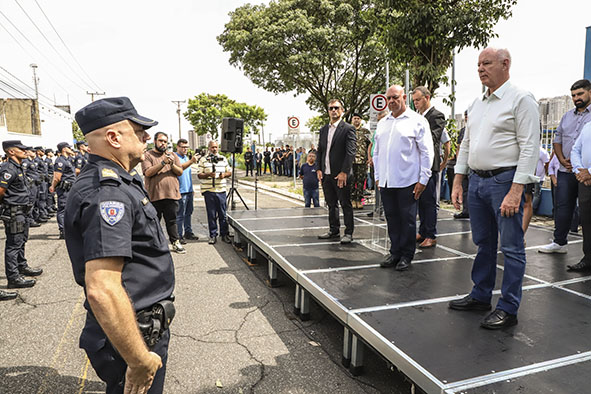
[380,185,417,260]
[553,171,580,245]
[57,188,69,231]
[418,171,438,239]
[203,191,229,238]
[468,170,526,315]
[4,214,28,281]
[86,330,169,394]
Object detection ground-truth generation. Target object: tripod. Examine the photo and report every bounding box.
[226,152,248,210]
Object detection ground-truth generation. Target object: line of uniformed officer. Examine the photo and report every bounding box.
[49,142,77,239]
[0,140,44,301]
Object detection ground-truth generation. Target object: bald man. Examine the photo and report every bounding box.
[374,85,434,271]
[449,48,540,329]
[65,97,175,394]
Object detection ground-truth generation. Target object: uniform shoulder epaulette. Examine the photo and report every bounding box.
[98,166,122,185]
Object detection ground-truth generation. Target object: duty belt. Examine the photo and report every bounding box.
[472,166,516,178]
[136,295,176,349]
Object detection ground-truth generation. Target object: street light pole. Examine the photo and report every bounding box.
[172,100,186,140]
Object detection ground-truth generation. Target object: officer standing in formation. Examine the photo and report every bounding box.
[0,140,44,301]
[65,97,175,394]
[75,140,89,175]
[44,149,56,210]
[50,142,76,239]
[34,146,53,220]
[22,149,44,227]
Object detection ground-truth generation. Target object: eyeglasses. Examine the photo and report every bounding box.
[328,106,341,111]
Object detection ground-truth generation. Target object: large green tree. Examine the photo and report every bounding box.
[377,0,517,94]
[217,0,397,120]
[184,93,267,140]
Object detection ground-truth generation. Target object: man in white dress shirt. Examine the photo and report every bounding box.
[374,85,434,271]
[449,48,540,329]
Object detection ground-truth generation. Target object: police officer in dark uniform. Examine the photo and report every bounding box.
[65,97,175,394]
[75,141,89,175]
[44,149,56,212]
[21,149,43,227]
[34,147,51,219]
[0,140,43,296]
[50,142,76,239]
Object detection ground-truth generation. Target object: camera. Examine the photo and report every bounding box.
[207,153,221,164]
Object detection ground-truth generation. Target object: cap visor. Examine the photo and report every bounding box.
[128,114,158,129]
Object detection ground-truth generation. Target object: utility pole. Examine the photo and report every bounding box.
[87,91,105,102]
[30,64,39,134]
[172,100,186,140]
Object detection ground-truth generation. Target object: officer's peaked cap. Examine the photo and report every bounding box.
[2,140,29,151]
[75,97,158,135]
[57,142,72,152]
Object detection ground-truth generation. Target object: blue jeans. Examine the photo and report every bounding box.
[176,192,194,237]
[553,171,579,244]
[203,191,229,238]
[468,169,526,315]
[303,188,319,207]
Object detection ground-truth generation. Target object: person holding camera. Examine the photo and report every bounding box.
[50,142,76,239]
[175,138,199,243]
[198,141,232,245]
[142,132,186,254]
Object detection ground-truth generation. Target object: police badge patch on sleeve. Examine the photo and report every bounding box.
[3,173,11,180]
[100,201,125,225]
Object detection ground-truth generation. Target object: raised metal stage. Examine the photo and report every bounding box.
[227,207,591,393]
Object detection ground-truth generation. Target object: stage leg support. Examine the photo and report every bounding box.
[300,288,310,321]
[342,327,352,367]
[267,258,278,287]
[350,334,364,376]
[294,284,301,315]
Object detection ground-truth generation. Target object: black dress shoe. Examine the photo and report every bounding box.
[29,221,41,228]
[318,231,340,240]
[184,233,199,241]
[380,254,400,268]
[7,276,36,288]
[0,290,18,301]
[37,217,48,223]
[179,237,187,245]
[567,259,591,272]
[222,235,232,244]
[449,295,492,311]
[454,212,469,219]
[59,230,65,239]
[480,309,517,329]
[19,266,43,276]
[395,257,411,271]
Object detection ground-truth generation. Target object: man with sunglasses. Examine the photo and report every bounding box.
[316,99,357,244]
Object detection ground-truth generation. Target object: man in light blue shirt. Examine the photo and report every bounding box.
[374,84,434,271]
[568,122,591,271]
[175,139,198,243]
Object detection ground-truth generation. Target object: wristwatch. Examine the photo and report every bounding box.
[161,161,166,166]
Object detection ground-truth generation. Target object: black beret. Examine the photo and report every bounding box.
[75,97,158,135]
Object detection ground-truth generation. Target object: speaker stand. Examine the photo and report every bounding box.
[227,152,249,210]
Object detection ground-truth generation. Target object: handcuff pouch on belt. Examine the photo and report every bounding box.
[58,180,73,191]
[136,298,175,349]
[1,205,27,234]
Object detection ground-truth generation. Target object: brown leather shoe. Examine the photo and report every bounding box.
[419,238,437,248]
[416,234,425,243]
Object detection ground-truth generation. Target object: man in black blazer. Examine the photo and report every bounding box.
[316,99,357,244]
[412,86,445,248]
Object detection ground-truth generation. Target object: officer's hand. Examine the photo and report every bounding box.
[500,184,523,217]
[124,351,161,394]
[49,185,54,193]
[413,182,426,200]
[335,172,347,188]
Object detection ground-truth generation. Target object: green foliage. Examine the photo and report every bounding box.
[305,115,328,134]
[184,93,267,139]
[217,0,399,119]
[72,121,84,143]
[446,117,460,158]
[377,0,517,94]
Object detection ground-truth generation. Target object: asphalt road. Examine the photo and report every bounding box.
[0,179,411,394]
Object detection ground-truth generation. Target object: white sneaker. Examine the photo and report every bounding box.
[538,241,567,254]
[172,240,186,254]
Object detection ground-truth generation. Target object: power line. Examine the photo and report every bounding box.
[0,65,55,103]
[0,9,87,91]
[33,0,103,92]
[13,0,96,92]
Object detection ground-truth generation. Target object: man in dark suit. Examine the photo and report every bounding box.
[316,99,357,244]
[412,86,445,248]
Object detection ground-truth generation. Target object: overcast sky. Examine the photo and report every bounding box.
[1,0,590,143]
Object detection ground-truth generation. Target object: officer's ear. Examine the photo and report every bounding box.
[105,128,122,149]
